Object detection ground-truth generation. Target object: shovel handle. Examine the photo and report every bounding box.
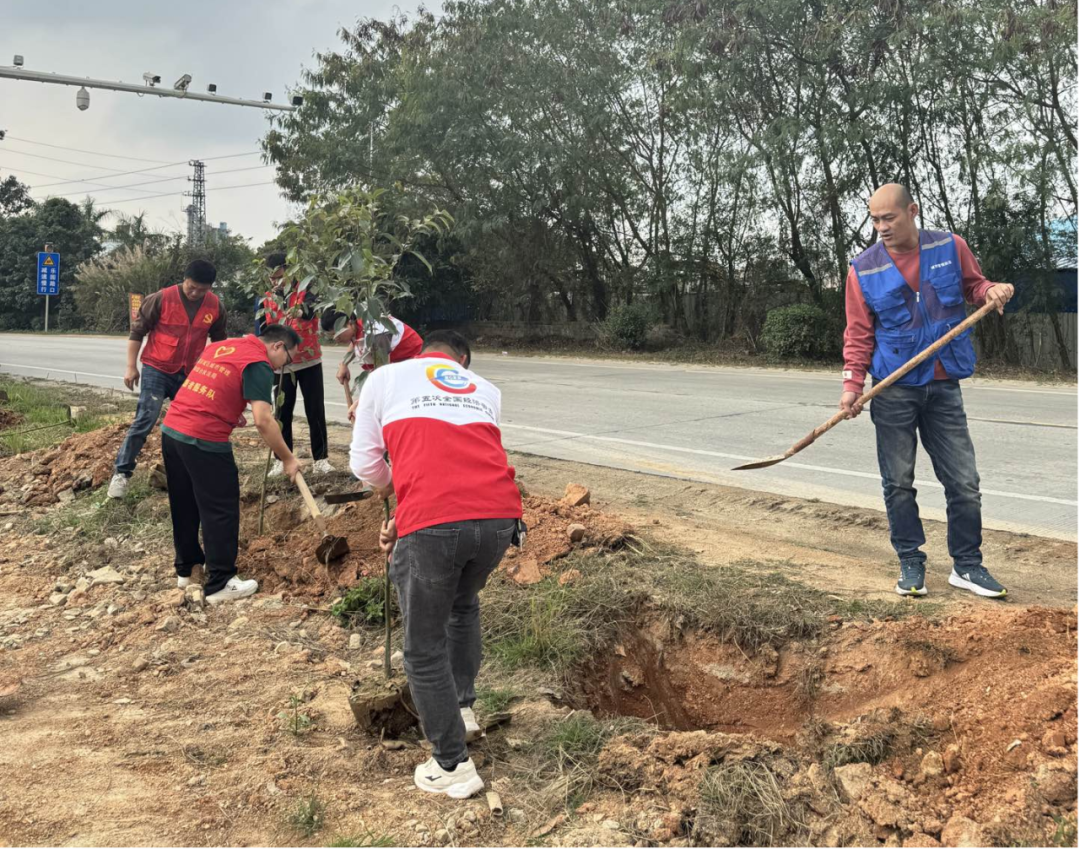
[344,383,354,408]
[790,301,997,456]
[295,472,329,536]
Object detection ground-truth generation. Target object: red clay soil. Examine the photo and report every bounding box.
[0,408,24,430]
[0,422,159,507]
[237,492,634,598]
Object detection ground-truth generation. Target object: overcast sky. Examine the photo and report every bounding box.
[2,0,409,247]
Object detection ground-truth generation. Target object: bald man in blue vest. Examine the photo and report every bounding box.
[840,184,1014,599]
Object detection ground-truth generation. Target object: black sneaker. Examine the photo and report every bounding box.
[949,566,1007,599]
[895,560,928,597]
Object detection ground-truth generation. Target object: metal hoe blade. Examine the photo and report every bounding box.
[731,454,788,471]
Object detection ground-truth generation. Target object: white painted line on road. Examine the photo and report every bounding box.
[501,422,1079,507]
[0,362,125,382]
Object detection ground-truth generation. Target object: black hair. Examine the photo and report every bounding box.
[265,251,287,270]
[320,308,351,334]
[260,323,301,349]
[422,329,471,369]
[184,259,217,285]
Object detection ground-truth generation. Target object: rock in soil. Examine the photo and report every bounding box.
[561,483,591,507]
[348,674,418,737]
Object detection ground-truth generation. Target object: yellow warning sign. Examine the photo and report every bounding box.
[42,256,55,266]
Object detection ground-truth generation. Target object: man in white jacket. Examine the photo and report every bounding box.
[350,330,523,799]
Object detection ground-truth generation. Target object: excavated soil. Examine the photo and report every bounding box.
[0,422,161,507]
[0,408,24,430]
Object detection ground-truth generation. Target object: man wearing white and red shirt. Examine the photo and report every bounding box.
[841,184,1014,600]
[321,309,423,396]
[350,330,522,800]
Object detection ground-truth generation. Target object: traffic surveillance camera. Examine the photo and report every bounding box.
[291,95,303,107]
[76,87,90,111]
[0,130,5,140]
[207,83,217,93]
[143,72,160,86]
[174,74,192,91]
[263,92,272,102]
[13,55,24,66]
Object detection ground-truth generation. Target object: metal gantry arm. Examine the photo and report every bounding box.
[0,65,298,111]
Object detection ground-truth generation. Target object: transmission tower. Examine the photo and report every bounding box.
[184,159,206,246]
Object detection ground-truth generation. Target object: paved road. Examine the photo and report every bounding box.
[2,334,1076,540]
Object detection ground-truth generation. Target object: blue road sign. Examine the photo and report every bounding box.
[36,252,60,296]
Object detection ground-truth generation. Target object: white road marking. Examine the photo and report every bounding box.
[500,422,1078,507]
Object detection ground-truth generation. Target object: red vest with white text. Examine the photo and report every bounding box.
[162,335,270,443]
[141,285,220,375]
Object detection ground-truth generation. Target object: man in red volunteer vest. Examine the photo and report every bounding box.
[257,253,333,476]
[160,325,302,604]
[351,330,523,799]
[109,260,226,500]
[320,308,424,421]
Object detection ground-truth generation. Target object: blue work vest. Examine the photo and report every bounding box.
[850,230,976,386]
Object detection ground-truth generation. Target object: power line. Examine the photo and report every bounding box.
[103,180,278,206]
[2,135,173,164]
[0,146,163,172]
[27,150,263,188]
[0,161,183,196]
[45,164,274,198]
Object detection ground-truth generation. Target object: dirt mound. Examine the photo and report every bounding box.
[237,489,634,597]
[0,408,24,430]
[502,495,633,584]
[582,605,1078,845]
[0,421,154,507]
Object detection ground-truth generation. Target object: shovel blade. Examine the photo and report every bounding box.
[731,455,787,471]
[316,535,350,562]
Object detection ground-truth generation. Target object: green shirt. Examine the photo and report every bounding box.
[161,362,276,453]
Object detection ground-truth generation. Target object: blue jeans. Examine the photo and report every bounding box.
[870,379,982,569]
[390,518,517,769]
[114,364,186,477]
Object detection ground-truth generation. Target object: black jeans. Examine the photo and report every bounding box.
[390,518,517,769]
[870,379,983,569]
[279,363,328,461]
[162,433,240,595]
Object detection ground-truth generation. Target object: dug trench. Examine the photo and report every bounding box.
[0,406,1076,847]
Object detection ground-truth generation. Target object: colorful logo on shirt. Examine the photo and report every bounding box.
[212,345,236,359]
[426,364,476,395]
[203,313,214,324]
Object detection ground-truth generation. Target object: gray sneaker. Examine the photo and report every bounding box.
[949,566,1007,599]
[895,560,927,597]
[107,473,130,499]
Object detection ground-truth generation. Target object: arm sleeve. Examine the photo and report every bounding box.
[954,236,996,306]
[129,291,162,342]
[209,309,227,343]
[241,362,275,404]
[349,369,393,488]
[842,267,875,395]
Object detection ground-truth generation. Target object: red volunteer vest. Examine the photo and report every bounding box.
[162,335,270,443]
[262,287,321,364]
[141,285,221,375]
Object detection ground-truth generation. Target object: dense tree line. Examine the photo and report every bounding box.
[266,0,1076,363]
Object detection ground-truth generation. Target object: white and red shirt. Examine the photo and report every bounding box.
[352,316,424,370]
[349,352,522,536]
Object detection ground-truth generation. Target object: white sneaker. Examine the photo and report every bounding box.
[461,707,481,742]
[205,576,258,605]
[107,473,130,499]
[413,757,484,799]
[177,576,191,589]
[312,458,335,475]
[268,460,284,478]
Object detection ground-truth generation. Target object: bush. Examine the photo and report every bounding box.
[330,577,388,628]
[601,302,653,350]
[759,303,838,361]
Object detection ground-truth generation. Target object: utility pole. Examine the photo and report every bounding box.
[184,160,206,247]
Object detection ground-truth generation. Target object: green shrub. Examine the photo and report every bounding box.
[601,302,653,350]
[759,304,838,361]
[330,577,387,628]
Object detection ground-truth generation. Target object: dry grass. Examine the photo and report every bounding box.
[696,760,805,846]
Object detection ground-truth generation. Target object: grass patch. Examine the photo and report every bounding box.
[0,379,132,455]
[288,794,326,837]
[278,693,314,737]
[330,578,388,628]
[35,474,169,543]
[475,684,517,716]
[697,761,804,846]
[326,833,396,847]
[822,727,897,769]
